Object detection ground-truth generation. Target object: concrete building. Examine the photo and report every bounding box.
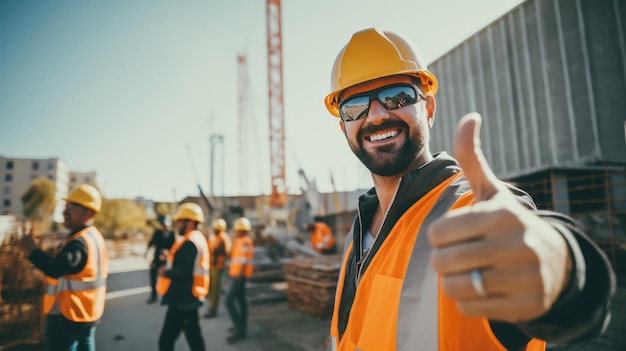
[69,171,101,192]
[426,0,626,270]
[0,156,70,223]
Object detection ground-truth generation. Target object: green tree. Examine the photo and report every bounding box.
[94,199,148,239]
[21,178,56,235]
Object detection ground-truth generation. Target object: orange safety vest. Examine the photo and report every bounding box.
[156,230,210,299]
[310,222,336,253]
[228,235,254,278]
[209,231,230,270]
[43,226,108,322]
[329,173,546,351]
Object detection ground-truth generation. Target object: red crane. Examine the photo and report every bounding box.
[237,0,286,206]
[266,0,286,207]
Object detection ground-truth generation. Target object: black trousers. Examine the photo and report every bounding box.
[149,261,163,298]
[158,306,205,351]
[225,277,248,335]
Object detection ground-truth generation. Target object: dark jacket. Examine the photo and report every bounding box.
[336,152,615,348]
[161,240,203,309]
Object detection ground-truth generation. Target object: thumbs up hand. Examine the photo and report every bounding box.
[428,113,571,323]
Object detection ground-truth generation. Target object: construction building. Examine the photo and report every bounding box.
[427,0,626,273]
[69,171,101,192]
[0,156,70,223]
[0,156,103,225]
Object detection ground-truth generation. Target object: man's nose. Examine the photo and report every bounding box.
[365,100,390,124]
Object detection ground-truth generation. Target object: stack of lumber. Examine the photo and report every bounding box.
[0,224,44,350]
[282,254,342,317]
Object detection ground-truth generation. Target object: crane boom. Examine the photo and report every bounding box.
[267,0,286,207]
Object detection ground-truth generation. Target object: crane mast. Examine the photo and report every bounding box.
[266,0,286,207]
[237,54,249,194]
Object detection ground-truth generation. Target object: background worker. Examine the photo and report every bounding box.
[323,28,614,350]
[204,217,231,318]
[17,184,108,351]
[225,217,254,344]
[307,218,336,255]
[156,202,209,351]
[145,215,174,304]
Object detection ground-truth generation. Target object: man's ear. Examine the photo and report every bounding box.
[339,120,345,134]
[425,96,436,128]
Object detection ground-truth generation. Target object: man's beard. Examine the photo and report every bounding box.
[177,222,187,236]
[351,120,425,176]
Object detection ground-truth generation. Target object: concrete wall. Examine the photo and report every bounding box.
[428,0,626,179]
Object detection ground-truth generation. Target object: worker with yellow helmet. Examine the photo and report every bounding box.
[203,217,231,319]
[324,28,614,351]
[156,202,210,351]
[225,217,254,344]
[17,184,108,350]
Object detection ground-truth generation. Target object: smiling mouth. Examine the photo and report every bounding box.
[365,129,400,142]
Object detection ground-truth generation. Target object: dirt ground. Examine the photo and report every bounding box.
[246,288,626,351]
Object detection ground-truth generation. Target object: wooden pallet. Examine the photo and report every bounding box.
[282,255,342,317]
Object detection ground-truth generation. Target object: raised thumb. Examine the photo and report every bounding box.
[454,113,502,202]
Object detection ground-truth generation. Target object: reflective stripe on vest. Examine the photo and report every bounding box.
[228,236,253,278]
[156,230,210,299]
[329,173,546,351]
[43,227,108,322]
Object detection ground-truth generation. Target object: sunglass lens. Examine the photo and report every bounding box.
[378,86,417,110]
[340,95,369,121]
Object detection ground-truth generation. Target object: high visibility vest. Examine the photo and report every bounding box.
[228,235,253,278]
[43,226,108,322]
[209,231,230,270]
[156,230,210,299]
[329,173,546,351]
[310,222,336,252]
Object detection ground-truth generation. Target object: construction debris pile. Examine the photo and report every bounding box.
[282,254,342,317]
[0,224,44,350]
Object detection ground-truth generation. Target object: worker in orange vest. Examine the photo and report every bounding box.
[156,202,209,351]
[307,218,336,254]
[145,215,174,304]
[17,184,108,351]
[225,217,254,344]
[323,28,614,350]
[203,217,231,318]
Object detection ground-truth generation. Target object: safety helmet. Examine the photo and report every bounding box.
[324,27,439,117]
[233,217,251,232]
[173,202,204,223]
[212,218,227,231]
[63,184,102,213]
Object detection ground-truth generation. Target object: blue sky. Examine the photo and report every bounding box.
[0,0,525,201]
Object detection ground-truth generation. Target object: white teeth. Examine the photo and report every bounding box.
[369,129,398,141]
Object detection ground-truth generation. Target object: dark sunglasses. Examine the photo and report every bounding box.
[339,83,425,122]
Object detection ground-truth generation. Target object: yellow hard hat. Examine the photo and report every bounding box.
[63,184,102,213]
[212,218,227,231]
[324,27,439,117]
[233,217,251,232]
[173,202,204,223]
